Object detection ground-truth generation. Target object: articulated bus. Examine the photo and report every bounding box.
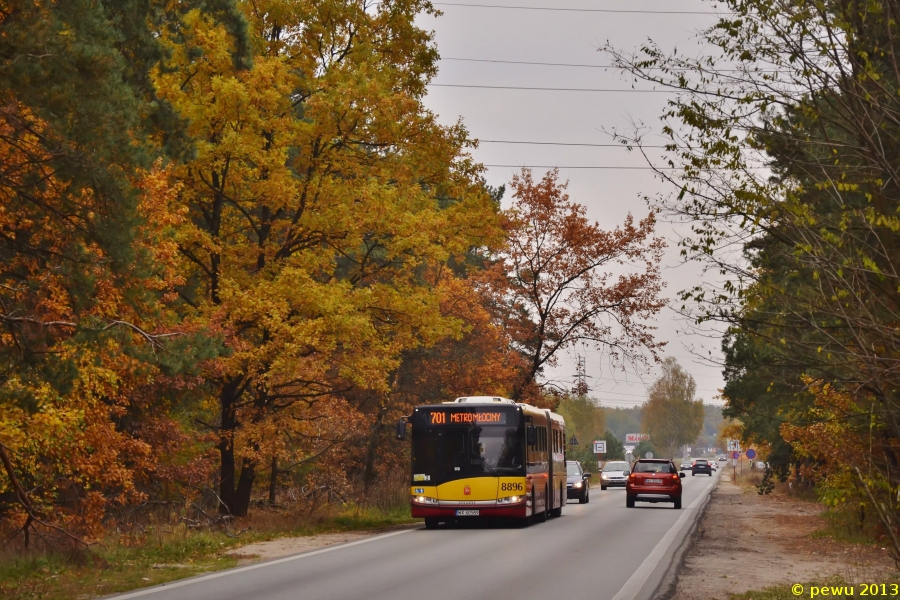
[396,396,566,528]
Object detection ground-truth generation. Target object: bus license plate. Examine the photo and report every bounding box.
[646,478,662,484]
[455,510,479,516]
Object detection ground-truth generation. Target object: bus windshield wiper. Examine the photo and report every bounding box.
[480,456,499,476]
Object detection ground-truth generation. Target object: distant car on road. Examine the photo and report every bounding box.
[566,460,590,504]
[718,455,727,461]
[691,459,713,476]
[710,460,718,470]
[626,459,685,509]
[680,461,692,470]
[599,460,630,490]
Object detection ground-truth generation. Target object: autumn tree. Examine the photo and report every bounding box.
[642,358,704,459]
[556,396,605,467]
[0,1,249,545]
[496,169,666,401]
[154,0,501,516]
[557,394,606,454]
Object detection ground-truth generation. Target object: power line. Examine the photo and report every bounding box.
[479,140,668,148]
[590,385,721,397]
[434,3,721,15]
[591,398,647,405]
[440,57,773,74]
[443,57,618,69]
[482,165,674,169]
[430,83,672,92]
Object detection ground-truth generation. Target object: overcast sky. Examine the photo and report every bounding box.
[416,0,728,408]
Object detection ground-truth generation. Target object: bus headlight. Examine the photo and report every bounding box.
[497,496,523,504]
[412,496,439,505]
[573,481,583,488]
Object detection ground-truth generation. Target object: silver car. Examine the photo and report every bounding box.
[600,460,630,490]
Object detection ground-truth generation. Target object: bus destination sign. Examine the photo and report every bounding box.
[426,409,508,426]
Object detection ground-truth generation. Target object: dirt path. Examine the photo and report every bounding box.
[225,524,419,564]
[671,473,896,599]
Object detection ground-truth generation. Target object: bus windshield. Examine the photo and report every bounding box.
[412,425,523,483]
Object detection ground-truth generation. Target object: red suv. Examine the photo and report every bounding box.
[626,459,685,509]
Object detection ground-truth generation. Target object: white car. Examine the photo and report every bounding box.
[710,460,718,470]
[599,460,631,490]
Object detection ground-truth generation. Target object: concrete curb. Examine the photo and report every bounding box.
[651,475,720,600]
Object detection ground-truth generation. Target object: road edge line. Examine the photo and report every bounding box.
[106,528,414,599]
[610,475,717,600]
[650,475,718,600]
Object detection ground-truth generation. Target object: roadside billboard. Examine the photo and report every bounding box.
[625,433,650,444]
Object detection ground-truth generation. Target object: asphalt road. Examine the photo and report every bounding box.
[113,471,719,600]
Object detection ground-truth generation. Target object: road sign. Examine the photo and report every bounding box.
[593,440,607,454]
[731,451,739,459]
[727,439,742,452]
[645,451,654,459]
[569,434,579,446]
[746,448,757,460]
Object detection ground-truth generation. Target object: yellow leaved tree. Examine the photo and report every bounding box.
[154,1,501,516]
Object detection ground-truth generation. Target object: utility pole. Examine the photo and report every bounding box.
[573,355,589,397]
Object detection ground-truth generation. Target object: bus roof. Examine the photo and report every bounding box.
[417,398,565,426]
[448,396,516,404]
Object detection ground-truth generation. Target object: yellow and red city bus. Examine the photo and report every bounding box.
[396,396,567,528]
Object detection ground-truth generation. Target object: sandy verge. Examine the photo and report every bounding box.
[225,524,419,564]
[671,473,897,599]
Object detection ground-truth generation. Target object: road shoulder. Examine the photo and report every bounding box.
[662,473,896,599]
[652,473,717,600]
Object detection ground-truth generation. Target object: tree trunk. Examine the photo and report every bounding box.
[268,455,278,505]
[0,443,37,548]
[363,407,387,494]
[218,376,244,515]
[232,458,256,517]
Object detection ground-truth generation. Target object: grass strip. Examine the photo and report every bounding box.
[1,508,416,600]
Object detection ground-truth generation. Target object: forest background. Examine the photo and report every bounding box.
[0,0,669,560]
[604,0,900,566]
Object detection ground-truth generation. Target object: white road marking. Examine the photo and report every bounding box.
[108,529,414,599]
[610,476,717,600]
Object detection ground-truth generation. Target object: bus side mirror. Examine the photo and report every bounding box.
[526,425,537,446]
[396,419,407,441]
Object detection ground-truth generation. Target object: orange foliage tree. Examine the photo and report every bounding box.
[781,379,878,508]
[495,169,667,401]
